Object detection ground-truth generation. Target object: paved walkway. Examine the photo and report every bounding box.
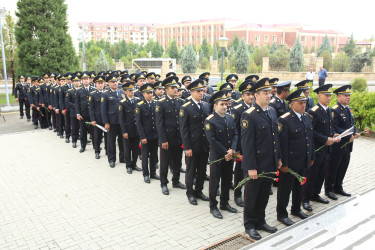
[0,113,375,249]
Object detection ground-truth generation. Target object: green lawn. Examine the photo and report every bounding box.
[0,94,16,105]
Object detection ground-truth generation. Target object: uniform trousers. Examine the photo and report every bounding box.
[185,149,208,197]
[325,152,351,192]
[209,160,233,209]
[141,139,158,176]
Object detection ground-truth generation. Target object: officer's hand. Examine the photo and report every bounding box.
[62,110,66,116]
[91,121,96,126]
[280,166,288,173]
[53,107,55,111]
[37,107,40,111]
[55,110,59,114]
[162,142,169,150]
[105,123,110,131]
[326,137,334,145]
[310,160,314,166]
[31,104,35,108]
[334,137,341,143]
[48,105,52,110]
[16,98,19,102]
[185,149,193,157]
[278,159,282,169]
[248,170,258,179]
[141,139,147,144]
[349,135,355,143]
[42,104,45,108]
[123,133,128,139]
[354,133,361,139]
[77,115,83,120]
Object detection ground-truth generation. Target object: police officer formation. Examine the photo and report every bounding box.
[15,70,360,241]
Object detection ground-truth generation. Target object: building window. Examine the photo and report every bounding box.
[125,32,128,35]
[118,27,121,31]
[96,32,100,35]
[96,26,100,30]
[264,35,269,42]
[331,37,335,42]
[272,35,277,42]
[312,37,316,42]
[255,35,260,42]
[280,37,284,45]
[220,25,223,31]
[301,36,305,42]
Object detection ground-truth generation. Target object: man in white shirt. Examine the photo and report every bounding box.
[305,68,315,84]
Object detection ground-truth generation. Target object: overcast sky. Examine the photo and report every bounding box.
[3,0,374,49]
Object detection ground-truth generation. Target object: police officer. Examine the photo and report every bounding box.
[48,73,58,132]
[226,74,241,100]
[181,75,192,99]
[155,74,161,82]
[179,79,210,205]
[66,75,81,148]
[276,89,314,227]
[135,83,160,183]
[269,78,279,98]
[134,73,146,100]
[15,75,31,120]
[241,78,281,240]
[155,76,186,195]
[75,72,93,153]
[219,83,235,115]
[40,73,52,130]
[204,90,238,219]
[152,81,164,100]
[146,72,156,84]
[28,77,40,129]
[101,74,125,168]
[120,74,131,91]
[119,82,142,174]
[325,85,359,199]
[199,72,214,95]
[23,76,32,122]
[61,73,73,143]
[54,74,66,139]
[269,81,291,118]
[89,75,107,159]
[302,84,341,211]
[232,81,254,207]
[36,78,49,129]
[294,80,315,111]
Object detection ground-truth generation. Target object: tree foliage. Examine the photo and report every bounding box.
[332,52,350,72]
[231,35,240,52]
[317,35,332,57]
[270,46,289,71]
[181,44,197,73]
[212,44,218,60]
[270,43,278,54]
[167,39,179,60]
[95,50,109,72]
[348,51,371,72]
[341,34,356,58]
[201,38,210,60]
[234,39,250,74]
[252,46,269,66]
[321,50,332,71]
[289,36,304,72]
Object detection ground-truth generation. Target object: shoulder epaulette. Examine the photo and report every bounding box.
[280,112,290,118]
[186,96,192,100]
[332,104,339,110]
[138,101,144,105]
[135,97,140,100]
[68,88,73,91]
[235,98,242,103]
[159,97,166,102]
[270,98,276,103]
[104,90,109,93]
[234,104,242,109]
[245,107,255,114]
[120,99,126,103]
[90,90,97,93]
[206,114,214,120]
[311,105,319,112]
[182,101,191,107]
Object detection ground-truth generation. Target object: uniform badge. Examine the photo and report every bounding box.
[205,123,210,130]
[89,96,91,101]
[278,123,282,132]
[119,105,122,111]
[241,120,248,129]
[232,114,235,119]
[66,93,68,97]
[101,97,104,102]
[135,107,139,114]
[155,105,160,112]
[179,109,184,117]
[332,112,334,118]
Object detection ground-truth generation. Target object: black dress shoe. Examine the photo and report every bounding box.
[277,217,295,226]
[230,183,234,190]
[311,195,329,204]
[245,229,261,241]
[109,162,115,168]
[60,135,64,139]
[53,128,57,132]
[48,126,52,130]
[72,142,77,148]
[195,193,209,201]
[188,196,197,205]
[27,118,31,122]
[334,189,351,197]
[216,188,221,196]
[256,223,277,233]
[302,201,313,212]
[65,138,70,143]
[325,191,338,200]
[34,124,38,129]
[79,147,85,153]
[220,204,238,213]
[87,140,92,144]
[291,210,309,219]
[269,188,273,195]
[161,185,169,195]
[95,153,100,159]
[156,163,159,169]
[205,174,209,181]
[57,131,60,136]
[20,116,23,119]
[210,207,223,219]
[150,174,160,180]
[127,168,133,174]
[180,168,186,173]
[133,166,142,171]
[144,176,150,183]
[234,197,244,207]
[172,182,186,189]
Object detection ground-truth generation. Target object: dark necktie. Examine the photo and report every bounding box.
[223,115,228,126]
[300,115,305,128]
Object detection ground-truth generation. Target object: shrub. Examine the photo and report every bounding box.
[351,77,367,92]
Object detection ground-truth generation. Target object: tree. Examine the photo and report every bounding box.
[270,43,278,54]
[15,0,78,75]
[303,46,309,54]
[151,41,163,58]
[317,35,333,56]
[199,48,205,65]
[95,50,109,72]
[234,39,250,74]
[181,44,197,73]
[144,38,155,52]
[252,46,270,66]
[0,12,18,95]
[231,35,240,52]
[248,42,255,54]
[85,45,102,71]
[289,36,304,72]
[341,34,356,58]
[348,51,371,72]
[167,39,179,60]
[321,50,332,71]
[201,38,210,60]
[310,46,316,53]
[332,52,350,72]
[228,46,235,60]
[212,44,218,60]
[270,47,289,71]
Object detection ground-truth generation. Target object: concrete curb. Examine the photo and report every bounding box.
[0,105,19,113]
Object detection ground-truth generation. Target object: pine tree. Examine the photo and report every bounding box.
[199,48,205,66]
[15,0,78,75]
[270,42,278,54]
[95,50,109,72]
[234,39,250,74]
[212,44,218,60]
[181,44,197,73]
[201,38,210,60]
[248,42,255,54]
[317,35,333,57]
[348,51,371,72]
[342,34,356,58]
[289,36,304,72]
[151,41,163,58]
[228,46,235,59]
[167,40,179,60]
[231,35,240,52]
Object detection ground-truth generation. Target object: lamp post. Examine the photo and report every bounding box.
[80,26,87,71]
[0,6,10,107]
[218,37,229,83]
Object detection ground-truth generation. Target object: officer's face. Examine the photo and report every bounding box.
[304,89,310,97]
[96,81,104,91]
[82,77,90,86]
[108,81,118,90]
[242,92,254,105]
[165,86,177,97]
[137,79,146,87]
[271,86,277,95]
[125,89,134,98]
[191,89,203,101]
[26,79,31,84]
[214,100,228,116]
[73,80,80,88]
[49,77,54,82]
[338,94,351,106]
[177,89,183,97]
[19,77,25,82]
[255,90,271,106]
[147,78,155,84]
[229,80,237,87]
[184,81,191,88]
[143,91,153,102]
[318,93,332,106]
[291,100,306,114]
[154,88,164,97]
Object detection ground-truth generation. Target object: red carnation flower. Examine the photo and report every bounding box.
[181,144,184,149]
[276,170,280,176]
[139,144,142,149]
[275,178,279,182]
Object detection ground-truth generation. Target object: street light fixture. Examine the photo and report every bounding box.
[80,25,87,71]
[0,6,10,107]
[218,37,229,82]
